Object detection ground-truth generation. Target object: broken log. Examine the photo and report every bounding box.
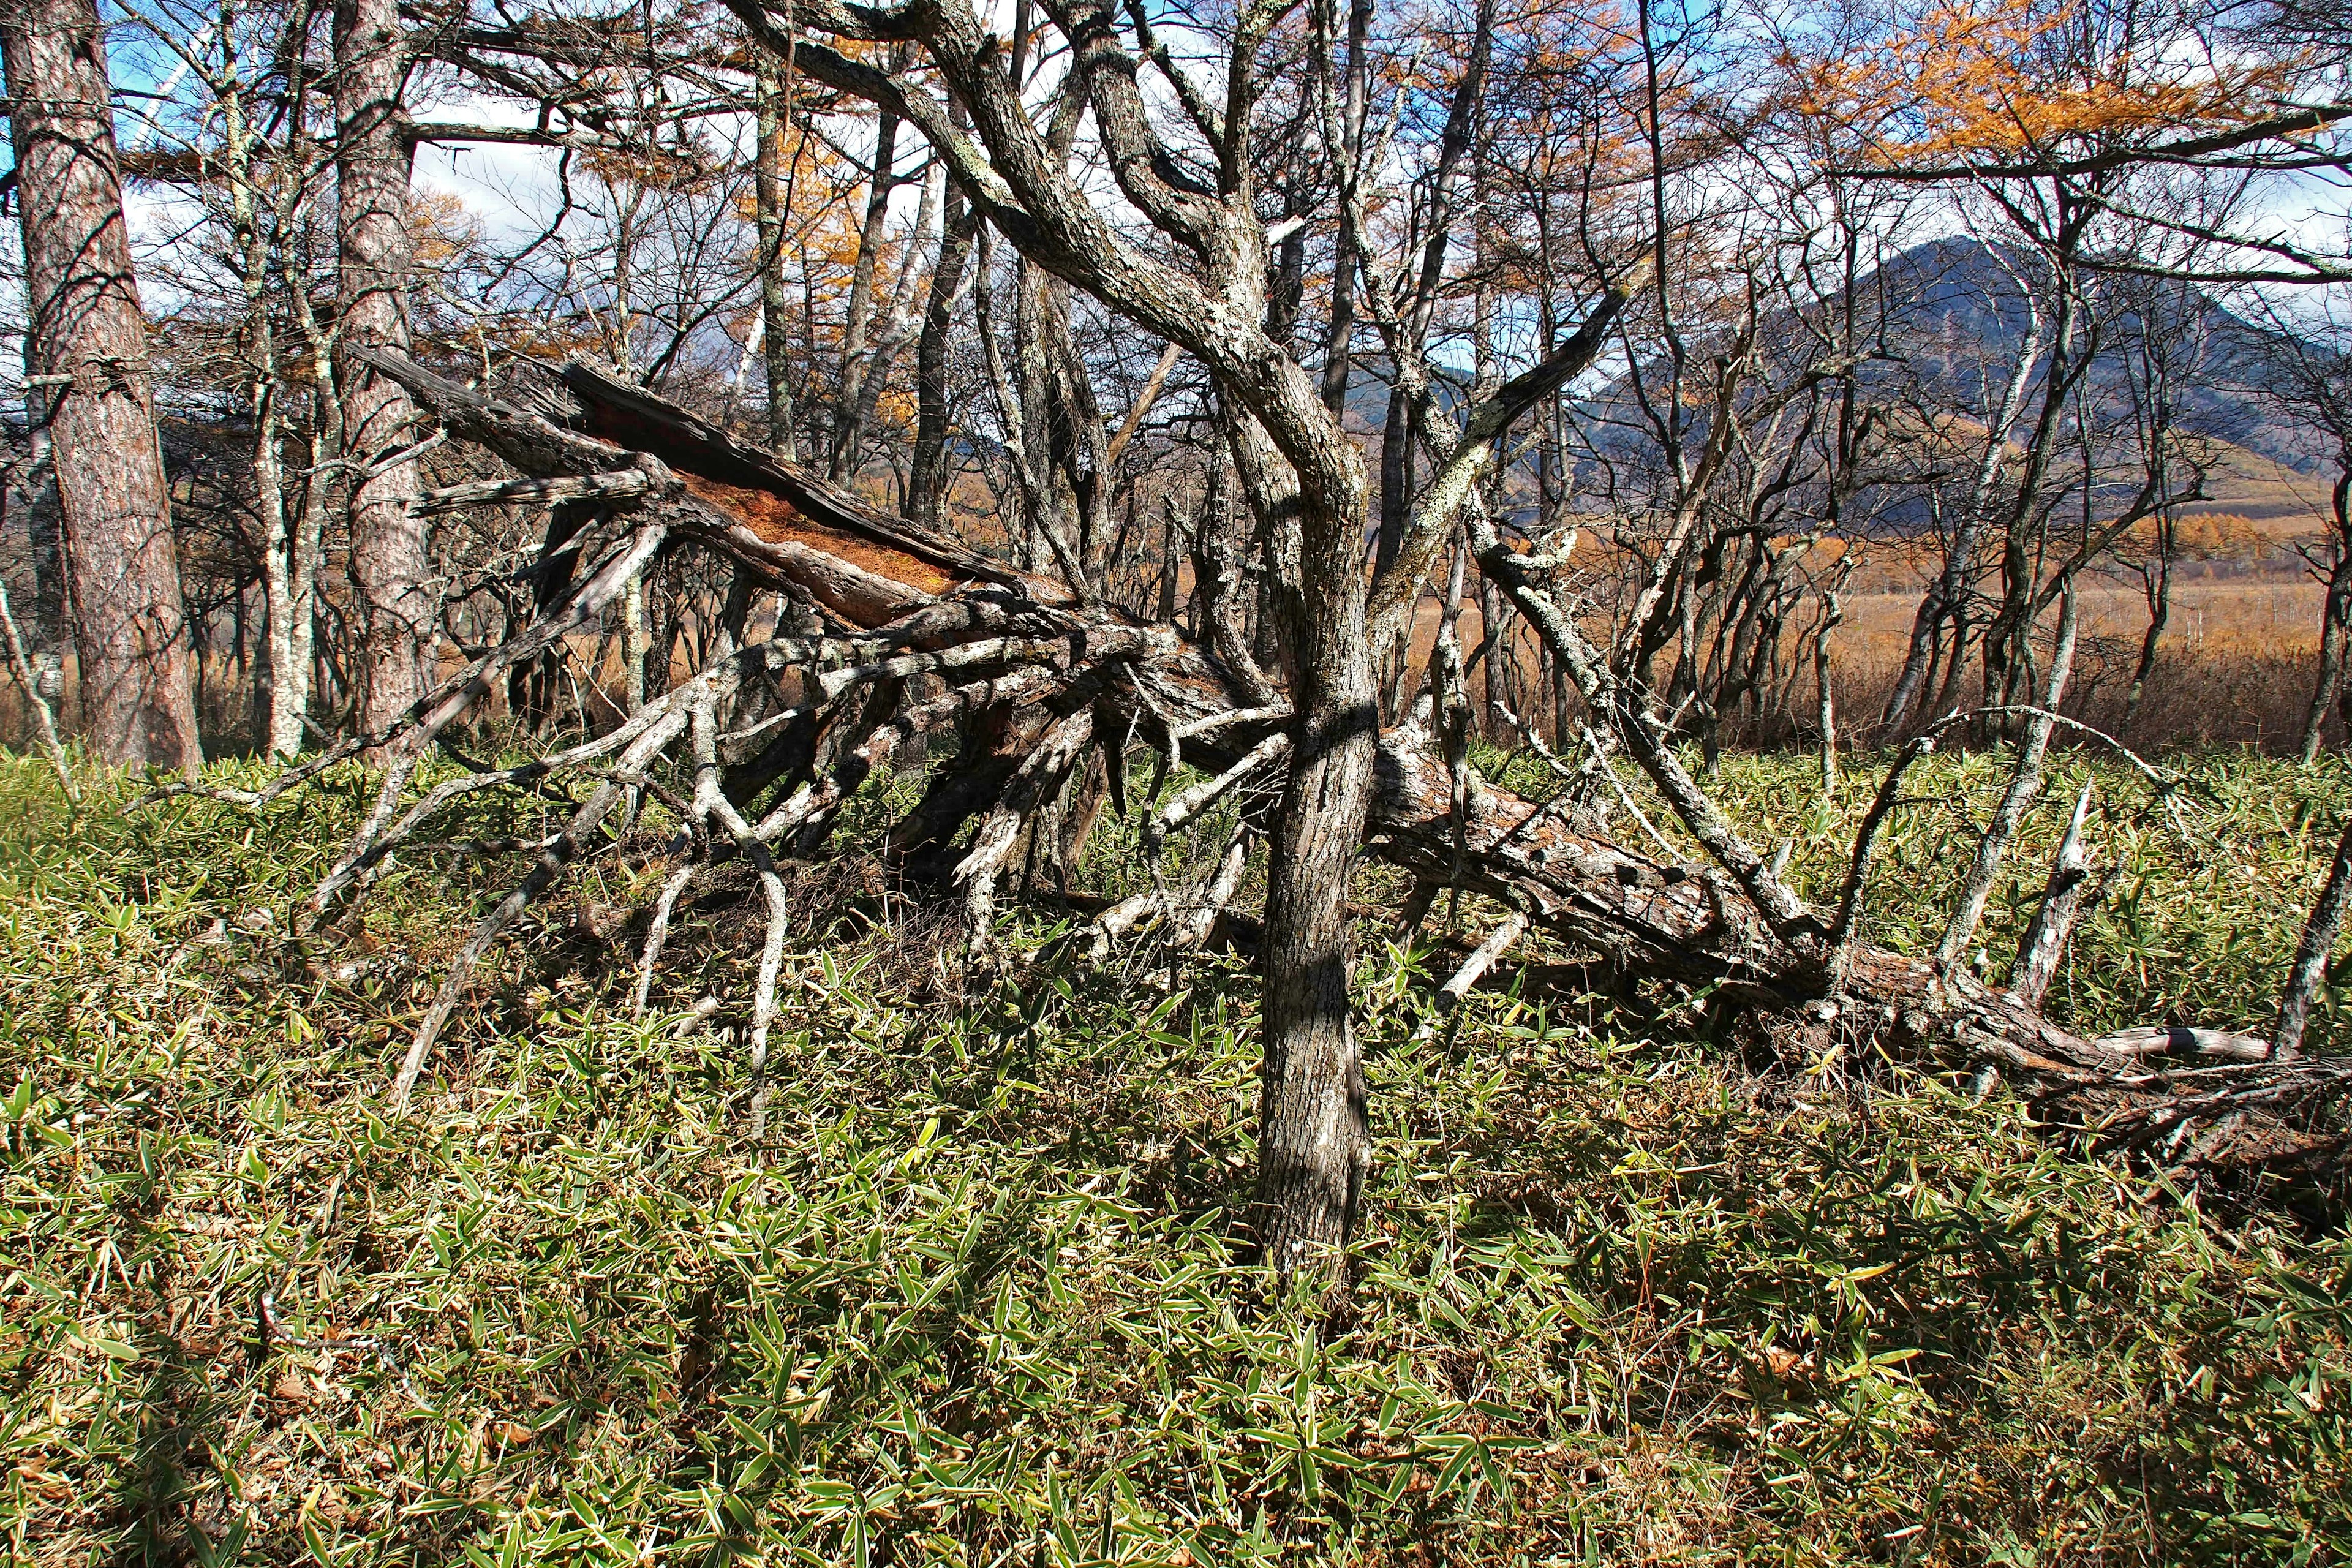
[209,350,2346,1193]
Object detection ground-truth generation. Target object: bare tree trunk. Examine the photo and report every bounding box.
[1476,575,1506,740]
[829,100,900,481]
[1229,410,1378,1276]
[1815,590,1842,795]
[2275,818,2352,1061]
[13,349,65,705]
[1315,0,1370,418]
[754,50,801,461]
[221,62,309,758]
[837,165,936,488]
[334,0,432,747]
[255,393,303,755]
[1882,312,2045,733]
[2301,473,2352,764]
[1939,587,2080,975]
[908,152,976,527]
[1010,260,1090,594]
[1373,386,1415,581]
[622,576,647,712]
[1,0,202,774]
[1189,451,1272,702]
[0,577,75,797]
[289,290,335,747]
[1983,274,2084,724]
[2124,513,2174,728]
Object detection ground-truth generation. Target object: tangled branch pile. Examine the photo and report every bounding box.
[187,350,2349,1226]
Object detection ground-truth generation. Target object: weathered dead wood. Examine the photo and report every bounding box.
[238,352,2345,1196]
[2278,820,2352,1061]
[2008,779,2103,1011]
[410,470,655,516]
[1410,912,1528,1048]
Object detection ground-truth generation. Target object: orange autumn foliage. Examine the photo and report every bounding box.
[1785,0,2299,165]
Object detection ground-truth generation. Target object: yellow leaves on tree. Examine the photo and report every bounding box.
[2127,511,2266,561]
[409,189,484,270]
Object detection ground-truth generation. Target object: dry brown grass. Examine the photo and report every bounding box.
[1826,573,2331,751]
[0,554,2340,763]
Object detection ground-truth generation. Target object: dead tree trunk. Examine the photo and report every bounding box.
[1,0,202,774]
[211,352,2347,1206]
[334,0,434,745]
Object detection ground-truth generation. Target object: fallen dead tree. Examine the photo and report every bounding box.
[179,350,2348,1206]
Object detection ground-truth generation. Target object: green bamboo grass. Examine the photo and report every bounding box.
[2,747,2346,1566]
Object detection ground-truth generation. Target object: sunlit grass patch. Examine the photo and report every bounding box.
[2,750,2348,1565]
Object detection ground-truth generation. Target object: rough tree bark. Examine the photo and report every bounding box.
[753,49,801,462]
[1228,402,1379,1273]
[908,151,977,527]
[1,0,202,774]
[334,0,435,745]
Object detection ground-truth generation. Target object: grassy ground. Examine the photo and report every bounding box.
[4,747,2350,1566]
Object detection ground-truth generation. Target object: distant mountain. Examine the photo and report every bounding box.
[1341,238,2332,535]
[1872,236,2318,476]
[1529,237,2327,520]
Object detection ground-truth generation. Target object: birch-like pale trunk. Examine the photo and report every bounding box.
[218,46,310,758]
[1938,587,2081,976]
[1882,304,2046,733]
